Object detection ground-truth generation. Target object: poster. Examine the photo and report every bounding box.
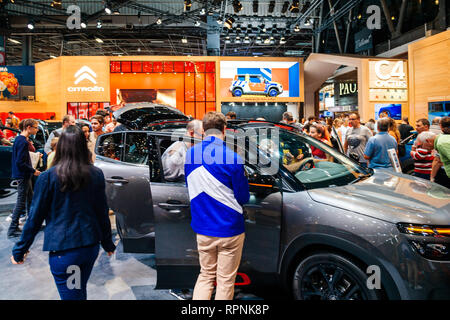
[220,60,300,100]
[375,103,402,120]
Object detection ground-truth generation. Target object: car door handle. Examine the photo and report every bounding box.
[158,203,189,210]
[106,177,129,184]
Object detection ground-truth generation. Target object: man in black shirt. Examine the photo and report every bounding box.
[398,117,414,141]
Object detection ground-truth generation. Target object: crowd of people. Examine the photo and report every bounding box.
[4,106,450,301]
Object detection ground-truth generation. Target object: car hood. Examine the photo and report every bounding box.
[112,102,189,130]
[307,169,450,225]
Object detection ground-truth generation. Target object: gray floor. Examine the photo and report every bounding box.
[0,190,176,300]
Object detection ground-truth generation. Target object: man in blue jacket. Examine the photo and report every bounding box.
[185,111,250,300]
[8,119,41,238]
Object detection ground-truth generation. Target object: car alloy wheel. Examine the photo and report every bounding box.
[268,88,279,97]
[292,253,380,300]
[232,88,243,97]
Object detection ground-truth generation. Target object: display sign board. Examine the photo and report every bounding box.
[375,103,402,120]
[369,60,408,102]
[355,28,373,53]
[220,60,301,101]
[63,56,110,102]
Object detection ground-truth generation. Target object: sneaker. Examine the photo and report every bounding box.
[5,214,12,222]
[169,289,192,300]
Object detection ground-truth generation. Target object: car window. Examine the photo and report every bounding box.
[97,133,123,161]
[31,127,46,150]
[124,132,148,165]
[248,129,369,190]
[237,75,245,81]
[250,76,261,83]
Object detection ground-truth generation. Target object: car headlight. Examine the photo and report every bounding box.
[397,223,450,261]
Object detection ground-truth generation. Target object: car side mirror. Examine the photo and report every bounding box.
[247,173,278,195]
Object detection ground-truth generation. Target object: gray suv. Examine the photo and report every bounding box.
[95,121,450,300]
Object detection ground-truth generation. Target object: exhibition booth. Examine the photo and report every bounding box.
[0,30,448,123]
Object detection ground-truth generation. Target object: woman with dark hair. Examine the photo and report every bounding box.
[10,125,115,300]
[309,124,332,159]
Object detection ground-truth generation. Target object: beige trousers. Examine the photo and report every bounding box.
[192,232,245,300]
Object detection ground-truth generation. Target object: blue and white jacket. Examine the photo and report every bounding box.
[185,136,250,237]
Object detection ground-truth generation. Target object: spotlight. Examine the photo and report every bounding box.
[200,8,206,15]
[105,2,112,14]
[195,21,201,27]
[97,20,102,28]
[156,17,162,24]
[27,21,35,30]
[80,21,87,28]
[50,0,62,9]
[224,17,235,29]
[184,0,192,12]
[280,37,286,44]
[281,1,289,14]
[216,18,223,25]
[95,37,103,43]
[233,1,243,13]
[182,38,188,43]
[294,25,300,32]
[113,8,120,15]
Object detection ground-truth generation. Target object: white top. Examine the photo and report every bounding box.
[161,141,189,181]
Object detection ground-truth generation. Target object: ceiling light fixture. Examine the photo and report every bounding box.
[49,55,57,59]
[105,3,112,14]
[95,37,103,43]
[195,21,201,27]
[182,37,188,43]
[113,8,120,15]
[50,0,62,9]
[224,17,235,29]
[216,18,223,25]
[200,8,206,15]
[27,21,35,30]
[80,21,87,28]
[233,1,243,13]
[156,17,162,24]
[8,38,21,44]
[294,25,300,32]
[97,20,102,28]
[184,0,192,12]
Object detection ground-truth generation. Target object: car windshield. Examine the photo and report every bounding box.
[248,128,372,190]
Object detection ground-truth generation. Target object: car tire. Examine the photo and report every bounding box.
[232,88,243,97]
[268,88,279,97]
[292,253,381,300]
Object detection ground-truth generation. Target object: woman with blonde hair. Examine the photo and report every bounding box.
[388,118,401,143]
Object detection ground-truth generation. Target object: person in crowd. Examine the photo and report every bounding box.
[0,126,12,145]
[8,111,20,129]
[344,113,373,167]
[44,115,76,154]
[104,116,117,133]
[90,115,105,140]
[95,109,109,118]
[413,118,431,149]
[365,119,376,135]
[398,117,414,140]
[46,137,59,169]
[338,117,350,145]
[10,125,116,300]
[364,118,398,170]
[300,118,306,125]
[162,120,203,182]
[332,118,343,144]
[225,111,237,120]
[281,111,301,129]
[3,118,17,140]
[304,116,316,126]
[430,117,443,135]
[388,118,401,144]
[81,123,96,163]
[185,112,250,300]
[7,119,41,238]
[309,124,332,159]
[410,131,436,180]
[431,117,450,188]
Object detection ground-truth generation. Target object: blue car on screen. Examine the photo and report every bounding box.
[428,101,450,122]
[376,104,402,120]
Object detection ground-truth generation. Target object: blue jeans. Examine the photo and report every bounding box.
[8,178,33,233]
[49,244,100,300]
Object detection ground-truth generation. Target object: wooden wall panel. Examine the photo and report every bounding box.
[408,30,450,125]
[35,58,62,118]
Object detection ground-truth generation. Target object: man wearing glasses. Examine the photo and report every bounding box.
[344,113,373,167]
[7,119,41,238]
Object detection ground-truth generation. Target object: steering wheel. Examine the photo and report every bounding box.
[297,157,315,171]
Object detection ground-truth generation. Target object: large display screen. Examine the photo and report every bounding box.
[220,60,300,101]
[375,103,402,120]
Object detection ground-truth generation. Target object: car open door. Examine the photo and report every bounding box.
[94,131,155,253]
[154,132,283,290]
